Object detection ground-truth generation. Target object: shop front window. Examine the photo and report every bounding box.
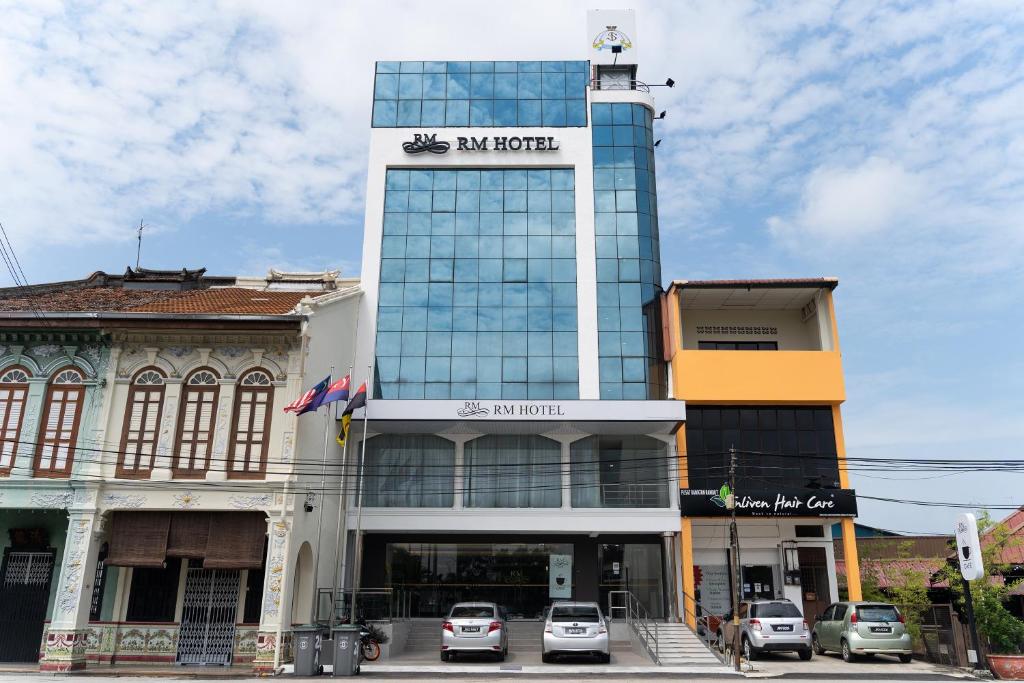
[463,434,561,508]
[386,542,573,618]
[362,434,455,507]
[570,435,669,507]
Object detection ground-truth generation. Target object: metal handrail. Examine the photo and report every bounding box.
[317,587,410,624]
[589,78,652,93]
[679,589,729,664]
[608,590,660,663]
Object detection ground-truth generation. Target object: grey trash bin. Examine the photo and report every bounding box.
[331,625,362,676]
[293,625,323,676]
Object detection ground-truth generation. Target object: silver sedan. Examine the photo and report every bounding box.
[441,602,508,662]
[542,601,610,663]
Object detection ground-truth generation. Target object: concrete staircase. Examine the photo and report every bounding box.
[401,619,545,655]
[648,622,722,666]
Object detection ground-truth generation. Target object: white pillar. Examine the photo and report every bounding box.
[40,508,104,672]
[253,514,296,673]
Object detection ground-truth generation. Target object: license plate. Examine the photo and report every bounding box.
[462,626,480,633]
[870,626,891,633]
[773,625,792,632]
[565,627,586,634]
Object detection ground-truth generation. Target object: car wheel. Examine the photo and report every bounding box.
[600,652,611,664]
[440,652,449,662]
[496,651,505,662]
[898,654,913,663]
[812,635,825,655]
[743,637,758,662]
[841,640,856,663]
[799,648,812,661]
[717,631,726,654]
[541,652,554,664]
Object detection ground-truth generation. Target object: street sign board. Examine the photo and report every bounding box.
[955,513,985,581]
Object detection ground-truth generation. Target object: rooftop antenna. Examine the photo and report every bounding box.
[135,218,146,270]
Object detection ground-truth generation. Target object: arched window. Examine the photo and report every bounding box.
[228,369,275,479]
[0,366,30,475]
[116,368,166,478]
[34,367,85,477]
[173,368,219,478]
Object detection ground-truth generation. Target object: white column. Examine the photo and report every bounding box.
[253,514,296,673]
[40,509,104,671]
[207,378,237,481]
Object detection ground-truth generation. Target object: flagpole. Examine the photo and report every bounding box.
[330,366,354,628]
[349,363,373,624]
[309,366,334,624]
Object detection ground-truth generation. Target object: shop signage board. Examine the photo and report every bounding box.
[366,399,685,423]
[696,565,731,616]
[955,513,985,581]
[679,485,857,517]
[402,133,561,155]
[549,554,572,599]
[587,9,638,65]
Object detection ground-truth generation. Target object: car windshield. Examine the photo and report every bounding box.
[753,602,802,618]
[551,606,601,623]
[857,605,900,622]
[450,606,494,618]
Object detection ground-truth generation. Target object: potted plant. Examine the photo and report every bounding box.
[942,511,1024,680]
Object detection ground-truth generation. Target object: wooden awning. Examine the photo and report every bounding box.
[107,511,266,569]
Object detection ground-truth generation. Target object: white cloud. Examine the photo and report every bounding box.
[767,157,926,240]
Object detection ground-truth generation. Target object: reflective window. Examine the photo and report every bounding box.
[362,434,455,507]
[375,168,579,400]
[570,435,669,508]
[373,61,589,128]
[464,434,561,508]
[592,103,666,399]
[684,406,841,489]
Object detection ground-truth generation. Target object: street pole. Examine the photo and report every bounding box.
[962,577,985,671]
[309,366,334,624]
[348,364,373,624]
[329,367,354,629]
[728,445,742,672]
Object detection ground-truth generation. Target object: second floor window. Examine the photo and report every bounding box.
[228,369,274,478]
[117,369,165,478]
[174,369,219,478]
[0,367,30,474]
[34,368,85,477]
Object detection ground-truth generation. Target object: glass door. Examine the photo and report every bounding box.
[599,543,665,618]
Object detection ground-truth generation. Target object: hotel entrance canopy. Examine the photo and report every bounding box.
[360,399,685,435]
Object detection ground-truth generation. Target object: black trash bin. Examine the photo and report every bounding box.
[331,625,362,676]
[293,625,323,676]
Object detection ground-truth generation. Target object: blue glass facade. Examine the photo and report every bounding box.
[372,61,589,128]
[592,102,666,400]
[375,168,579,400]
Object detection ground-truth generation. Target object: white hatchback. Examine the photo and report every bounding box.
[542,602,610,663]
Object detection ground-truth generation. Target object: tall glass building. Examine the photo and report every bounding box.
[348,11,686,623]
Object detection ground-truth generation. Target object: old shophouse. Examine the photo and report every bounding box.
[0,268,360,671]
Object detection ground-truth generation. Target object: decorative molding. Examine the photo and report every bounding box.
[172,491,200,509]
[55,517,92,615]
[217,346,248,358]
[30,491,74,508]
[261,520,290,619]
[229,494,274,510]
[102,493,146,509]
[694,324,778,336]
[281,431,294,463]
[30,344,62,358]
[166,346,193,358]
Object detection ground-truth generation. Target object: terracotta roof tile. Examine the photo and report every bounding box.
[0,286,313,315]
[126,288,311,315]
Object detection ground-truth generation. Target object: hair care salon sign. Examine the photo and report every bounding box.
[679,486,858,517]
[549,554,572,599]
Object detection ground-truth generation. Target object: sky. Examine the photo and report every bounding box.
[1,0,1022,533]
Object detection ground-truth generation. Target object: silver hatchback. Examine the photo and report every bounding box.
[441,602,508,662]
[542,602,611,663]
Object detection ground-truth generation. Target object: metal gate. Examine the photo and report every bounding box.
[0,550,55,662]
[175,564,240,665]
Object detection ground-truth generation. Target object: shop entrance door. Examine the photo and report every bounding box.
[798,547,830,621]
[0,549,55,662]
[176,562,240,665]
[599,544,665,618]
